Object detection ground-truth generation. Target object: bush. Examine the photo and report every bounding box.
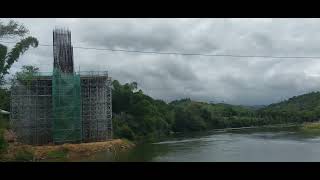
[46,149,68,159]
[0,88,10,112]
[118,125,135,140]
[14,148,34,162]
[0,129,8,154]
[0,116,9,130]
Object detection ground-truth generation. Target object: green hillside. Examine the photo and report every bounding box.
[112,81,265,142]
[258,91,320,123]
[112,81,320,142]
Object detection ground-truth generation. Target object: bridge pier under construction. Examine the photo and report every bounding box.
[10,28,112,145]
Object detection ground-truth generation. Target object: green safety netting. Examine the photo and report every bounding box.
[52,68,82,143]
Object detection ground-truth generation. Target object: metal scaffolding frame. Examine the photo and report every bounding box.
[81,71,112,142]
[10,72,112,145]
[10,76,53,145]
[106,76,113,140]
[10,28,113,145]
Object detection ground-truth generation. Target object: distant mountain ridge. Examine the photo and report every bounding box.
[262,91,320,112]
[256,91,320,123]
[240,105,266,110]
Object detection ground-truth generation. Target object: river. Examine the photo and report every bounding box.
[78,126,320,162]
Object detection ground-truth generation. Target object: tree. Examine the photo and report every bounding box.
[0,20,38,85]
[0,88,9,111]
[12,65,39,86]
[0,20,29,39]
[129,82,138,91]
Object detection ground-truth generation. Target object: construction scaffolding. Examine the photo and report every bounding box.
[10,72,112,145]
[52,68,82,144]
[10,75,53,145]
[81,71,112,142]
[10,28,113,145]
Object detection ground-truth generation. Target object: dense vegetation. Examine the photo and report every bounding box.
[258,92,320,124]
[112,80,262,142]
[112,81,320,142]
[112,80,174,142]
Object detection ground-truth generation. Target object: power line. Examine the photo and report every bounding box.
[1,40,320,59]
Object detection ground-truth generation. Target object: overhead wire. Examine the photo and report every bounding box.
[1,40,320,59]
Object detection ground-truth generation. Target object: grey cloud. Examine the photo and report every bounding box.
[4,18,320,105]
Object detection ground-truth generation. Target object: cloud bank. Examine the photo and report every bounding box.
[3,18,320,105]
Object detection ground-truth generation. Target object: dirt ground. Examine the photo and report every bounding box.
[35,139,135,159]
[1,139,135,161]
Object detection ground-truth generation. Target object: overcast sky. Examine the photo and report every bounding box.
[2,18,320,105]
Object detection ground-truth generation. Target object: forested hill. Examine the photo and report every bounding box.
[112,80,320,142]
[262,92,320,112]
[112,80,261,142]
[258,91,320,123]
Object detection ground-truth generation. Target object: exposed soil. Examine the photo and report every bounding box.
[0,139,135,161]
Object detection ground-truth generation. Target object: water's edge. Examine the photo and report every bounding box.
[76,125,320,162]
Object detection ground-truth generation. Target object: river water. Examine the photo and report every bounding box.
[79,126,320,162]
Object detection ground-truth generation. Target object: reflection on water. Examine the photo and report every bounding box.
[78,126,320,162]
[77,143,171,162]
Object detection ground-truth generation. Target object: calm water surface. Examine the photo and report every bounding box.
[77,127,320,162]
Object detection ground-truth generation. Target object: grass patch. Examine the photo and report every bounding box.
[46,149,68,159]
[121,139,133,145]
[299,122,320,137]
[0,116,9,156]
[0,115,9,129]
[14,147,34,162]
[301,122,320,129]
[0,129,8,154]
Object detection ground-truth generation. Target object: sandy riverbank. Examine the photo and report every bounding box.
[0,139,135,161]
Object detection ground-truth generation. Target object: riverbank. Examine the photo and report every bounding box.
[0,139,135,162]
[299,121,320,135]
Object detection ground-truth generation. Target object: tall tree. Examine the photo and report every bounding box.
[0,20,38,85]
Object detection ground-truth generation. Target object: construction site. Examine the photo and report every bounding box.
[10,28,113,145]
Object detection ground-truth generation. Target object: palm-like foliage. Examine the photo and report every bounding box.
[0,20,28,38]
[0,20,38,85]
[1,37,38,75]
